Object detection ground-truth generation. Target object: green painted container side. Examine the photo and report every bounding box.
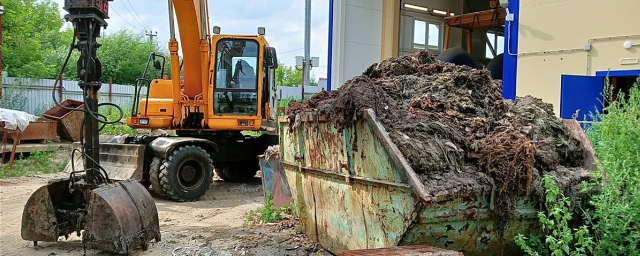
[401,197,539,255]
[279,111,539,255]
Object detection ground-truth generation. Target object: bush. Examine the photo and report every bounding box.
[585,77,640,255]
[278,97,295,116]
[515,76,640,255]
[99,104,137,136]
[0,86,28,112]
[515,176,594,256]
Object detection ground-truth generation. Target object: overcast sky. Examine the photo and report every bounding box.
[52,0,329,79]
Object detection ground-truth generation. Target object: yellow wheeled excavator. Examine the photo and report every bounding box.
[68,0,279,202]
[22,0,278,253]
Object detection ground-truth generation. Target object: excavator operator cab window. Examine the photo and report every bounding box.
[214,39,260,116]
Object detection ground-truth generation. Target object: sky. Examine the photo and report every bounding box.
[52,0,330,80]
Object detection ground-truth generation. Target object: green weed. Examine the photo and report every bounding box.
[99,105,137,136]
[515,176,594,256]
[241,131,262,137]
[516,76,640,255]
[277,97,295,116]
[244,193,289,226]
[0,86,28,112]
[0,150,69,178]
[584,76,640,255]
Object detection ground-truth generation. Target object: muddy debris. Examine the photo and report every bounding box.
[160,220,330,256]
[286,50,593,234]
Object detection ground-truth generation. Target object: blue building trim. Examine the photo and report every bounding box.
[595,69,640,77]
[327,0,334,92]
[502,0,519,100]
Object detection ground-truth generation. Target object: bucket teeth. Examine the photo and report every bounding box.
[22,179,160,254]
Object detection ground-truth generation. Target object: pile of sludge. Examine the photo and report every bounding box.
[286,50,593,225]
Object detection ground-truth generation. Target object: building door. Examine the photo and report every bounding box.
[560,75,603,121]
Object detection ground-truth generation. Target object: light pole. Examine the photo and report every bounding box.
[304,0,311,88]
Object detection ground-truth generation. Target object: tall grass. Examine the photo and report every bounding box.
[278,97,295,116]
[0,150,68,178]
[585,76,640,255]
[99,104,137,136]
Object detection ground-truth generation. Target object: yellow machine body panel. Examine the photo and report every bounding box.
[128,34,278,132]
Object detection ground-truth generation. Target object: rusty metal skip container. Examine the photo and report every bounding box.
[21,1,160,254]
[278,109,594,255]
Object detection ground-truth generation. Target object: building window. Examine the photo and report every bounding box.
[485,32,504,59]
[413,19,441,51]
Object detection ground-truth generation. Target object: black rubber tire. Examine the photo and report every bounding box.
[140,157,152,189]
[149,157,166,198]
[487,53,504,79]
[215,161,258,182]
[159,146,213,202]
[435,47,480,69]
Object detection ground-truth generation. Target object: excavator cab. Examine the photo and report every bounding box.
[129,32,279,131]
[215,38,260,116]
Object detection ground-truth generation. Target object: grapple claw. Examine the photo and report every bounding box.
[22,179,160,255]
[83,180,161,254]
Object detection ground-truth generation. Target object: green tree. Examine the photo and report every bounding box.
[2,0,64,78]
[2,1,168,84]
[46,29,170,85]
[276,64,318,87]
[96,30,168,85]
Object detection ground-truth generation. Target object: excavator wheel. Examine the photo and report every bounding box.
[215,160,259,182]
[159,146,213,202]
[149,157,166,198]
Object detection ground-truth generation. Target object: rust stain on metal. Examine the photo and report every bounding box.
[280,109,540,256]
[42,99,84,142]
[22,179,160,254]
[338,245,463,256]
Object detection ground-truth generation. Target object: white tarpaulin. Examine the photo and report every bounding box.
[0,108,39,131]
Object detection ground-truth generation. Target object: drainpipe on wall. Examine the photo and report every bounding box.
[502,0,518,100]
[327,0,334,92]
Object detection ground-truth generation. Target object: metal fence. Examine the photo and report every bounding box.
[278,78,328,100]
[1,76,136,115]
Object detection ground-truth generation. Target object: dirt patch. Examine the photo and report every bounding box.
[1,170,327,256]
[286,50,593,236]
[163,220,329,256]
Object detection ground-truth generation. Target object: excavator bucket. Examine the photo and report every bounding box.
[65,142,146,181]
[22,179,160,254]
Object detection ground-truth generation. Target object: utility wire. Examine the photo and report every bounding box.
[279,48,304,54]
[124,0,150,29]
[118,0,148,30]
[111,7,140,31]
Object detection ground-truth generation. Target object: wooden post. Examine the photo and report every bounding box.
[1,128,6,164]
[8,131,19,168]
[467,30,473,54]
[443,9,451,50]
[109,77,113,102]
